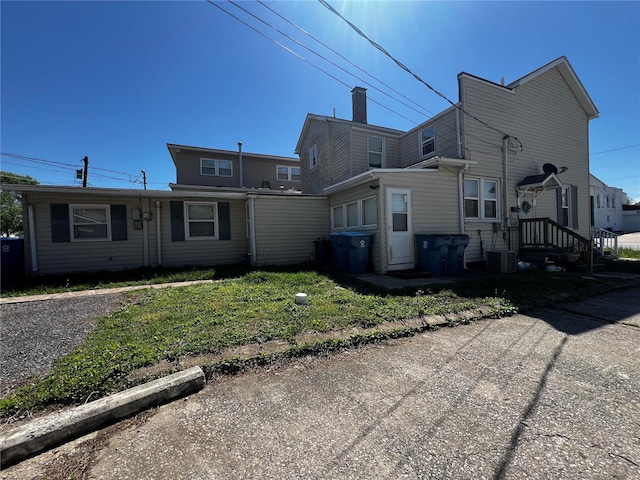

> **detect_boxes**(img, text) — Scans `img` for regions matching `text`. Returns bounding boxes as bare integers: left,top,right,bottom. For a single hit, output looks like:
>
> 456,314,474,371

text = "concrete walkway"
3,287,639,479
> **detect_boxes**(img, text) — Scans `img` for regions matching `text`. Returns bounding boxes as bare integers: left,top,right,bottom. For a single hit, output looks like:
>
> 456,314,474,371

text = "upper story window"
420,125,435,158
201,158,233,177
277,165,301,182
368,135,384,169
464,178,498,220
309,144,318,169
185,202,218,240
70,204,111,241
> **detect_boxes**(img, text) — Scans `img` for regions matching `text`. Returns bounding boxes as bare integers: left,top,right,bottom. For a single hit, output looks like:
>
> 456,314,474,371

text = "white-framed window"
276,165,301,181
201,158,233,177
309,144,318,169
560,187,570,227
464,178,498,220
331,196,378,230
185,202,218,240
362,196,377,227
368,135,384,169
420,124,435,158
332,205,344,229
70,204,111,241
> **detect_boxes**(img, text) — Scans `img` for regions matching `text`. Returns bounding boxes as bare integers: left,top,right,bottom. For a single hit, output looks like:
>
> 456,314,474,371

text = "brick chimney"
351,86,367,123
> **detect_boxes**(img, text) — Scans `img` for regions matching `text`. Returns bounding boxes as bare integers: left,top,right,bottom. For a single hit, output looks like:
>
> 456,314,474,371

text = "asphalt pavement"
2,287,639,479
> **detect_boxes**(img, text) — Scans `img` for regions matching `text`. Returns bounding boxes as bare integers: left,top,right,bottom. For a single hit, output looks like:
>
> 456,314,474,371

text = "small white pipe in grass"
295,293,308,305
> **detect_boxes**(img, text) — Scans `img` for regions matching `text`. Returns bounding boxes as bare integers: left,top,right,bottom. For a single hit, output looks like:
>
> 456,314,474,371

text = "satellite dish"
543,163,558,175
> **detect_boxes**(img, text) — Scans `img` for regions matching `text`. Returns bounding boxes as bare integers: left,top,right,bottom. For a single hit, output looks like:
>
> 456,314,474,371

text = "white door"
386,188,414,270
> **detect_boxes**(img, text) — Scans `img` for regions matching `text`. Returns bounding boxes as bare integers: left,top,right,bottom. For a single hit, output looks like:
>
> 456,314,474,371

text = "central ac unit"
486,251,516,273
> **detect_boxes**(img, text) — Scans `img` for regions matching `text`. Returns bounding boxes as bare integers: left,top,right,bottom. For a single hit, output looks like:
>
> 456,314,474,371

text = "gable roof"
507,56,599,120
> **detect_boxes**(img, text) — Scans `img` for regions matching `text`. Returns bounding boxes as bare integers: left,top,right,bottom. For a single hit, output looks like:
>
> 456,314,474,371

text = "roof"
166,143,299,168
507,56,599,120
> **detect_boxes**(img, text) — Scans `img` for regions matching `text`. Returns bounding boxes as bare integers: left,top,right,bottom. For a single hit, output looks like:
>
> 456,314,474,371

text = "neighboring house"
590,173,625,232
622,204,640,233
2,56,599,277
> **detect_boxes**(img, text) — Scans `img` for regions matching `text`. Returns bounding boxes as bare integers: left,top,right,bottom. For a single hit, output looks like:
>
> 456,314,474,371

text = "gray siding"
400,107,461,167
460,66,592,262
300,118,351,194
174,149,300,191
252,196,329,265
159,198,247,268
24,192,147,275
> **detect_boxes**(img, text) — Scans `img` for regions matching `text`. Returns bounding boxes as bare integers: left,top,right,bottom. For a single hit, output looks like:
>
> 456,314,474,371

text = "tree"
1,171,39,237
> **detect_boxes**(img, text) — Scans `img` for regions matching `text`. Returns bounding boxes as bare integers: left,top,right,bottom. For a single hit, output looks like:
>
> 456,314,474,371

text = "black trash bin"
415,234,451,275
342,232,374,274
447,234,470,275
1,238,25,288
329,232,347,271
313,237,332,269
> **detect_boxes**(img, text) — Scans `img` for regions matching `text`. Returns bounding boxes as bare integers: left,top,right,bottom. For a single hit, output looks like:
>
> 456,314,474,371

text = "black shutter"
51,203,70,243
218,202,231,240
110,205,128,241
170,201,185,241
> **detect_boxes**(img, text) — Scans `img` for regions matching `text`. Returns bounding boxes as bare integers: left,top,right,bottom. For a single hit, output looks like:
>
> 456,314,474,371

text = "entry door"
386,188,414,270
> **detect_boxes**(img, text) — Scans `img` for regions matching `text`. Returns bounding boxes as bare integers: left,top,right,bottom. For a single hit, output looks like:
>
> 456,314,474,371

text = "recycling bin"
447,234,470,275
329,232,347,271
1,237,25,288
342,232,374,274
415,234,451,275
313,237,332,269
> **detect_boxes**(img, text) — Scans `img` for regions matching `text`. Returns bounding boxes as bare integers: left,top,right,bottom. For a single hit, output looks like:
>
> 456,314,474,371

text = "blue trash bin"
1,238,25,288
447,234,470,275
342,232,374,274
415,234,451,275
329,232,347,271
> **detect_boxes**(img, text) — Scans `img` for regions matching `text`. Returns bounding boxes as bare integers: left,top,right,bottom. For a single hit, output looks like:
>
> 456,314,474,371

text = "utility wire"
590,144,640,156
318,0,522,151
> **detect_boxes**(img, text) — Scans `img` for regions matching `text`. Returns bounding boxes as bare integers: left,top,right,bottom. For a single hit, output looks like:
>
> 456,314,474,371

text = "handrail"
519,218,593,272
593,227,619,256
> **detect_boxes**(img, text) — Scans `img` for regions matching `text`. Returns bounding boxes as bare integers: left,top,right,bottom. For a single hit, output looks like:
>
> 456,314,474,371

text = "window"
309,144,318,169
368,136,384,169
346,202,359,228
70,204,111,241
277,165,301,181
185,202,217,239
201,158,233,177
420,125,435,158
331,196,378,230
332,205,344,229
362,197,377,226
464,178,499,220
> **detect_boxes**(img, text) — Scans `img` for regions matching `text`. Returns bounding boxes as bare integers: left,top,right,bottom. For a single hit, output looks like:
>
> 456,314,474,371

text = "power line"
590,144,640,156
318,0,522,151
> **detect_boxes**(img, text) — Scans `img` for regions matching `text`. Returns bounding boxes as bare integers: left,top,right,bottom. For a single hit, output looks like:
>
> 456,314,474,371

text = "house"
2,56,599,278
590,173,626,232
295,57,598,272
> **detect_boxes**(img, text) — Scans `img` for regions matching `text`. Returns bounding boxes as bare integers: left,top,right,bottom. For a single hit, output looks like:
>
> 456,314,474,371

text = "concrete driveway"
618,232,640,250
3,288,640,479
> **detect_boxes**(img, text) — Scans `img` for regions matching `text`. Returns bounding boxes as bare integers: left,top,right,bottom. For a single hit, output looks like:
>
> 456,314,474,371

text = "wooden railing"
593,227,619,257
519,218,593,272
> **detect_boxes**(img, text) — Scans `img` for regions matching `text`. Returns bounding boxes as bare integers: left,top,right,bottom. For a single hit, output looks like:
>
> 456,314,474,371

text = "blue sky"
2,1,639,199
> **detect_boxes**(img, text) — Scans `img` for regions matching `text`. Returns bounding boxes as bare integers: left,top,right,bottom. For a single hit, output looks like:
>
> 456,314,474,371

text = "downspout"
455,108,462,159
502,136,509,229
238,142,243,188
458,165,470,235
27,203,38,273
156,201,162,266
142,197,149,267
249,196,257,267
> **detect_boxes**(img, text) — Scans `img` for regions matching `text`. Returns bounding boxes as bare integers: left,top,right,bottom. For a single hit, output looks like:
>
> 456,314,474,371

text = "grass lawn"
619,247,640,260
0,267,633,417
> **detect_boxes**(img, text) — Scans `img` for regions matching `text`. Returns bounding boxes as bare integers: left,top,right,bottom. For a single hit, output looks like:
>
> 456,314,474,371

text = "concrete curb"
0,366,205,467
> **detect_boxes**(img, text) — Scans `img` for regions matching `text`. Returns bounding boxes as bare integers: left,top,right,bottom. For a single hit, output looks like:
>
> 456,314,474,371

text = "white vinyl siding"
70,204,111,241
